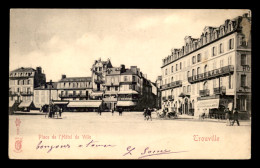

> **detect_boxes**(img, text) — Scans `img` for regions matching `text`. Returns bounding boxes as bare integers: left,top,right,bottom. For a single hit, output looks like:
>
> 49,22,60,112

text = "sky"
10,9,249,82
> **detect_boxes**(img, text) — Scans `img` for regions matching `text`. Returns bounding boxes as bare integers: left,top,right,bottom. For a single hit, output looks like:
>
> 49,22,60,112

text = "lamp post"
49,80,53,116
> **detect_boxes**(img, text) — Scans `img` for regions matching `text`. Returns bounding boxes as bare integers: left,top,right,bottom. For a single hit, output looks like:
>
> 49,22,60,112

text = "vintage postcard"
9,9,251,159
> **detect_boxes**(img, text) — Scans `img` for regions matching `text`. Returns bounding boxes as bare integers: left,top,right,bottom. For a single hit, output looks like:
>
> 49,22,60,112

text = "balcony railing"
168,95,174,100
188,65,234,83
160,80,182,91
59,94,88,98
162,96,167,101
20,91,33,96
118,97,138,101
199,89,210,97
9,91,18,96
214,86,226,95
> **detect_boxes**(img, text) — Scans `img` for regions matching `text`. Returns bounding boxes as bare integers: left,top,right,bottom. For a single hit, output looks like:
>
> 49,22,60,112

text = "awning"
104,91,118,95
18,101,35,108
197,99,219,109
116,101,136,107
118,90,139,94
9,101,15,107
67,101,102,108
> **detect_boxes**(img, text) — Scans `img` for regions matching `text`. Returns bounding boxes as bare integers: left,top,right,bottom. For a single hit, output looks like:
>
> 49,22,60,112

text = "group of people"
225,107,240,126
41,104,63,118
143,108,153,121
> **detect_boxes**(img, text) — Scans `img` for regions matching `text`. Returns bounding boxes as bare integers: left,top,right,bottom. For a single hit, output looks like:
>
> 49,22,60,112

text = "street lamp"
49,80,53,116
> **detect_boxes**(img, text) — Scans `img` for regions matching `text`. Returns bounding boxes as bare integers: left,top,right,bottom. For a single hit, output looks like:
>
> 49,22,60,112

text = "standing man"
232,108,240,126
98,108,102,115
59,107,63,118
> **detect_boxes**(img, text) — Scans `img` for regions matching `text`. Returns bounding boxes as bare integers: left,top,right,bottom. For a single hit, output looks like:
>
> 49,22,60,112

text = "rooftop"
59,77,92,82
10,67,36,73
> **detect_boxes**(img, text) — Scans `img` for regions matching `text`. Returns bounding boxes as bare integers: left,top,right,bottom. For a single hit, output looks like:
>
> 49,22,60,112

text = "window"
183,86,186,93
212,46,217,56
219,43,224,53
115,86,118,91
187,85,191,93
192,69,196,76
17,88,20,92
165,69,167,75
197,67,201,75
229,75,233,89
204,65,208,73
180,62,182,70
229,38,234,50
107,86,110,91
133,76,136,82
28,80,30,85
124,76,128,81
241,54,247,65
171,66,173,73
241,75,247,87
197,54,201,62
192,56,196,64
99,67,102,71
95,67,98,71
171,77,173,83
176,64,178,71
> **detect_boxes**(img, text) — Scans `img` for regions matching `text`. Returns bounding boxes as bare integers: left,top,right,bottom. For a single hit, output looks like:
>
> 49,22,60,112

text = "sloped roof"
11,67,35,73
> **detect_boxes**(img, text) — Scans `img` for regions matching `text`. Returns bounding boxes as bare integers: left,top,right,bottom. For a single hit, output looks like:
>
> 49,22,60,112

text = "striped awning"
67,101,102,108
116,101,136,107
18,101,35,108
9,101,15,107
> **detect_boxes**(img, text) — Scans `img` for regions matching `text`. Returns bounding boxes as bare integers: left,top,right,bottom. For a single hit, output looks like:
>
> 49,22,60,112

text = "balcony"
188,65,234,83
59,94,88,98
160,80,182,91
94,79,104,84
214,86,226,95
199,89,210,97
168,95,174,100
162,96,167,102
9,91,18,96
20,91,33,96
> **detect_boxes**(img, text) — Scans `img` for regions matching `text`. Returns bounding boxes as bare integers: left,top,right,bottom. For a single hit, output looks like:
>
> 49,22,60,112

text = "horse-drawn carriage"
157,108,178,119
40,104,62,119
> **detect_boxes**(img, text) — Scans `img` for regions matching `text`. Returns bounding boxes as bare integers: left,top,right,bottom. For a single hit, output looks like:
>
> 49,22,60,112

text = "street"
9,111,251,159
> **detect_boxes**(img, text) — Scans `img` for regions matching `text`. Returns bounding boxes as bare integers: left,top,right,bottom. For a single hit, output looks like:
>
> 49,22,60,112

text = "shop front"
196,95,234,119
66,100,102,112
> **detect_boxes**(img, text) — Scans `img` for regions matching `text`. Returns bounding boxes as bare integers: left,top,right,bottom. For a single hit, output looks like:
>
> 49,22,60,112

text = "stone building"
9,67,46,111
160,13,251,119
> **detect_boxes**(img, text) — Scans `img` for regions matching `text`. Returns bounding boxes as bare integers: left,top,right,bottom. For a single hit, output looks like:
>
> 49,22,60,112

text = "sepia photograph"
9,9,251,159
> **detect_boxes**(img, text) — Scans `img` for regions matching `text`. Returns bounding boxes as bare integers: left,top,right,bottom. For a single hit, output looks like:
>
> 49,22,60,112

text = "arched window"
171,77,174,83
204,65,208,73
197,67,201,75
192,69,196,76
203,81,208,90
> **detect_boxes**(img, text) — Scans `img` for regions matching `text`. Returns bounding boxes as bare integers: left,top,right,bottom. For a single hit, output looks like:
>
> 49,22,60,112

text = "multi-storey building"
56,75,96,111
34,81,59,108
9,67,46,111
160,13,251,119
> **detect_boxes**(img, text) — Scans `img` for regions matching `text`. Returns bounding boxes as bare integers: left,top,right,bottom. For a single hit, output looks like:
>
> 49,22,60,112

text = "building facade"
9,67,46,111
160,13,251,119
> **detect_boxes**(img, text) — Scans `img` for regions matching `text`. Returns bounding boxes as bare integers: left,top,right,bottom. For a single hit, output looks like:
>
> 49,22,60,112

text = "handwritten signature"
123,146,188,159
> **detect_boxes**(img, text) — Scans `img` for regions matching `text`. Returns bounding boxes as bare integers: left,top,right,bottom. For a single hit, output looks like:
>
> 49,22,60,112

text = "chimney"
36,67,42,74
120,64,125,72
130,66,137,74
62,74,66,79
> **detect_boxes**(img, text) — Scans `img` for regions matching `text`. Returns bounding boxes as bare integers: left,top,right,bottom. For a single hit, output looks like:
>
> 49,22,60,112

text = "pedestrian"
232,108,240,126
59,107,63,117
143,108,147,120
147,107,152,121
224,107,231,126
111,109,114,116
98,108,102,115
119,108,123,116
